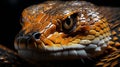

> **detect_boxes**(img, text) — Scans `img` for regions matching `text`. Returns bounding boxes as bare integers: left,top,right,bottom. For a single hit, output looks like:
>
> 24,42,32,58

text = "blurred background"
0,0,120,50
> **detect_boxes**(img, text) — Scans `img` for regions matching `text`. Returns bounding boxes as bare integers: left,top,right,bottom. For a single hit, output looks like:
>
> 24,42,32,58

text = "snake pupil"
65,16,71,25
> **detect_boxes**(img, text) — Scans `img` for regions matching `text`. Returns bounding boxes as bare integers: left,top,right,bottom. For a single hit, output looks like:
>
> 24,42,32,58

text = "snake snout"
14,31,41,50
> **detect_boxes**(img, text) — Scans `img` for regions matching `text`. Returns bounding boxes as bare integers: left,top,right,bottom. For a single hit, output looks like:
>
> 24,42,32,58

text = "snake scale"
0,1,120,67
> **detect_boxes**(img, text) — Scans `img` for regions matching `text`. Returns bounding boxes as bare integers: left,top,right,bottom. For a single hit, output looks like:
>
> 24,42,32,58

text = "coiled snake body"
0,1,120,67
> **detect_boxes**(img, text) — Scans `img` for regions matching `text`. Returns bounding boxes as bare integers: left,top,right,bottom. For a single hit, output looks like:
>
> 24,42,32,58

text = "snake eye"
62,13,77,33
63,16,74,29
32,32,41,40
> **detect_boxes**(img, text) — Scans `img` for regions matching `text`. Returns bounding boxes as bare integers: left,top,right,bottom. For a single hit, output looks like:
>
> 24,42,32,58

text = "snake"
0,1,120,67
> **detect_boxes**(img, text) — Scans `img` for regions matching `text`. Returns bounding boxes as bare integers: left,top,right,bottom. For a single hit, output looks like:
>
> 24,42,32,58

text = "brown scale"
96,50,120,67
96,6,120,67
107,26,120,51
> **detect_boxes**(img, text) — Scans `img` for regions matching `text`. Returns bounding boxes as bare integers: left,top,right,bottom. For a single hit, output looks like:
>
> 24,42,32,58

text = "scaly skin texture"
0,1,120,67
96,22,120,66
96,50,120,67
14,1,112,63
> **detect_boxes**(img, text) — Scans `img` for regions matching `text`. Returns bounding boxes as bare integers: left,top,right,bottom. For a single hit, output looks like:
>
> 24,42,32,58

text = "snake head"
14,1,111,62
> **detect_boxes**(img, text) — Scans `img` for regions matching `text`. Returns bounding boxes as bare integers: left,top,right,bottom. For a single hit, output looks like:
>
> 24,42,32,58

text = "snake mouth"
40,35,111,57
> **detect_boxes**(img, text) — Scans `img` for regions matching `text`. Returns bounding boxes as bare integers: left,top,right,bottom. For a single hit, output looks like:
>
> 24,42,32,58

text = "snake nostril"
32,32,41,40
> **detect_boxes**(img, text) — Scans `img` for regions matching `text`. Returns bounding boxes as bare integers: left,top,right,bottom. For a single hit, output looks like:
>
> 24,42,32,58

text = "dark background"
0,0,120,50
0,0,45,50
